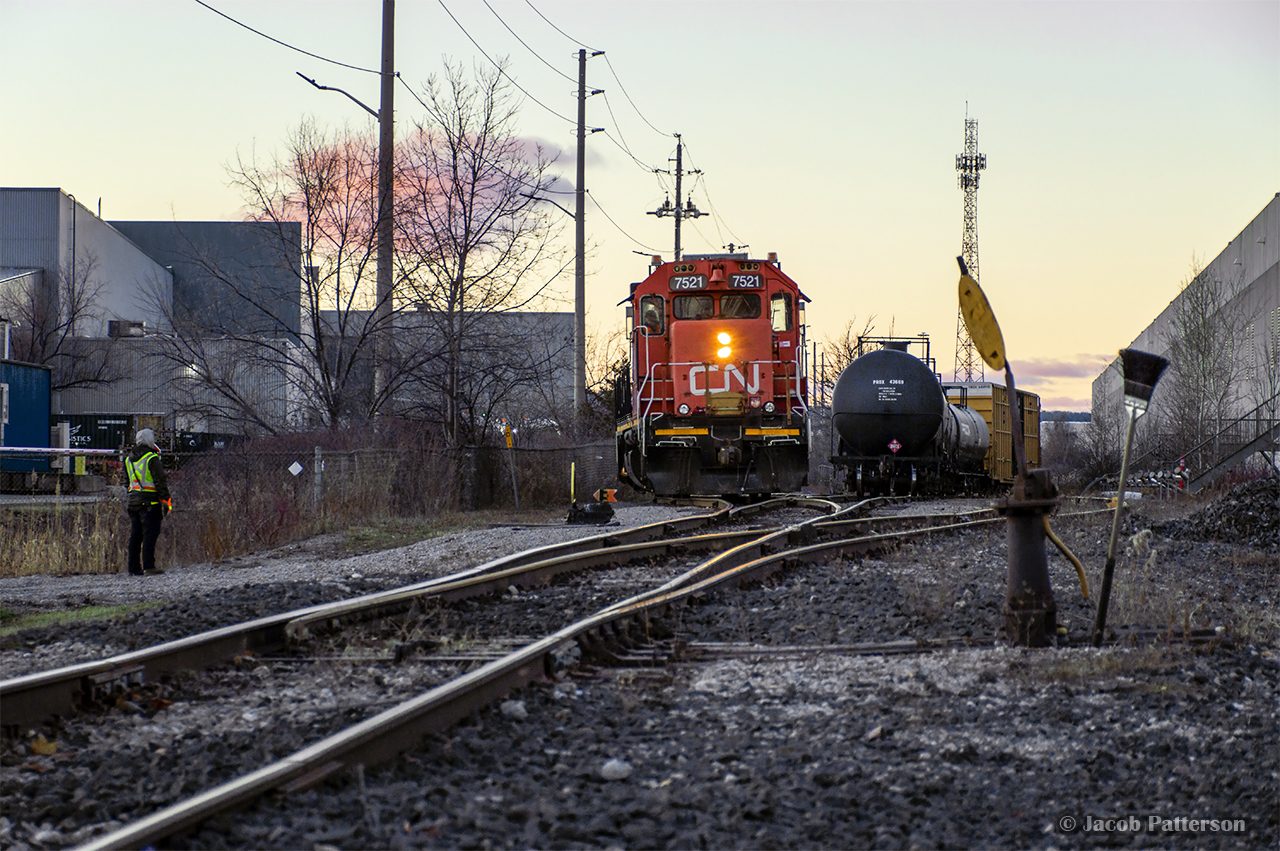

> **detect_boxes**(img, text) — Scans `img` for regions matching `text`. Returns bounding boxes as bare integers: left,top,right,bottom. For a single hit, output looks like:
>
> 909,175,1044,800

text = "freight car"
830,339,1039,495
616,252,811,496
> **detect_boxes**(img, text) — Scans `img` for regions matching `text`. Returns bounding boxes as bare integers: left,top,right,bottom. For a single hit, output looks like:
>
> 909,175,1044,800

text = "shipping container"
943,383,1041,483
49,412,165,451
1,358,52,474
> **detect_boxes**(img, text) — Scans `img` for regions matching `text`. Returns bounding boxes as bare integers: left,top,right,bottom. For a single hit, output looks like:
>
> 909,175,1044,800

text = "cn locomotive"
615,252,811,496
830,337,1040,495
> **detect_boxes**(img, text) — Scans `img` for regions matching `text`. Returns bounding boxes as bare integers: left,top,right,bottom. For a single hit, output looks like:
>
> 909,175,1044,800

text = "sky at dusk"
2,0,1277,410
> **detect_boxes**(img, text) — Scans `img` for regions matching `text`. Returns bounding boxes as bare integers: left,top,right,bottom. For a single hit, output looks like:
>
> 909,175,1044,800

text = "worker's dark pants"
127,504,164,575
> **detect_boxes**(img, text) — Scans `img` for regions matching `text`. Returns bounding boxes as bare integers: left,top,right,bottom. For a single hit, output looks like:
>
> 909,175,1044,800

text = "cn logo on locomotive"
687,363,763,395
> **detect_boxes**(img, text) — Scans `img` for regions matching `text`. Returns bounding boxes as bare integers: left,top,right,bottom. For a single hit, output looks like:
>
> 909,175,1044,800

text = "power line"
588,193,663,253
523,0,670,140
600,126,659,173
524,0,599,51
437,0,577,127
681,144,745,248
602,55,670,138
483,0,576,84
395,76,576,196
193,0,379,74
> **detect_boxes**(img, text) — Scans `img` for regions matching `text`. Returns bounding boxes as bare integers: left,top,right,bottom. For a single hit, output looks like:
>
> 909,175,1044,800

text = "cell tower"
954,115,987,382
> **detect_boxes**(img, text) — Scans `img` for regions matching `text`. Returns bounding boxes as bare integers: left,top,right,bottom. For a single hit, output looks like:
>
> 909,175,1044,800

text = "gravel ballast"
1,491,1276,849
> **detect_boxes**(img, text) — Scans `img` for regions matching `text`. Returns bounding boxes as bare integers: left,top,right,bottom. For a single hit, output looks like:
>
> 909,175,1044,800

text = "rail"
1,498,851,729
72,500,1018,851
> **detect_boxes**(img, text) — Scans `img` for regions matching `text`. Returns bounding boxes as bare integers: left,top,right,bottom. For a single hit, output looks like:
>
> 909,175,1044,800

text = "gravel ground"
0,505,708,679
1,488,1277,850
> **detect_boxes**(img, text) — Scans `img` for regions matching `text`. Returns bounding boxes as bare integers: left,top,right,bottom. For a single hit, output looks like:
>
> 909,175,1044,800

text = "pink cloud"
1016,354,1114,380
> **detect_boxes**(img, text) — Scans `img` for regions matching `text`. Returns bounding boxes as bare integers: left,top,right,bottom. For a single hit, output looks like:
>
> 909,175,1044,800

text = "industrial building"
1091,192,1280,489
1,187,574,457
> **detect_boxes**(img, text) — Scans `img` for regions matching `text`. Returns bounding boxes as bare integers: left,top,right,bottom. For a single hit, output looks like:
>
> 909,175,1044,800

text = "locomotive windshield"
719,293,761,319
673,294,714,320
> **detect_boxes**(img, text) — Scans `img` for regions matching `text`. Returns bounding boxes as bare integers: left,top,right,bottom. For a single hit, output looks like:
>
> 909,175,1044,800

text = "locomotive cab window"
674,294,714,320
719,293,761,319
770,292,793,332
639,295,665,334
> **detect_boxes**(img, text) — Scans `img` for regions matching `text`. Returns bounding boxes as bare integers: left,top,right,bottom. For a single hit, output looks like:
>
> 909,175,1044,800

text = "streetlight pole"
374,0,395,417
297,0,394,420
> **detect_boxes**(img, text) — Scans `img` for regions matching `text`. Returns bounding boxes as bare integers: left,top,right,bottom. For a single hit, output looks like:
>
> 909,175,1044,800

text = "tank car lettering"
689,363,762,395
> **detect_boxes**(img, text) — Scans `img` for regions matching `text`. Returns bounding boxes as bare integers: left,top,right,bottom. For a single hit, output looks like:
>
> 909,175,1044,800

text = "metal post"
997,364,1057,647
1093,406,1138,646
313,446,323,510
373,0,395,415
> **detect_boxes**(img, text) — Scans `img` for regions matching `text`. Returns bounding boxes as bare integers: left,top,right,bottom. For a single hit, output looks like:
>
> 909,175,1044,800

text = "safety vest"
127,451,160,496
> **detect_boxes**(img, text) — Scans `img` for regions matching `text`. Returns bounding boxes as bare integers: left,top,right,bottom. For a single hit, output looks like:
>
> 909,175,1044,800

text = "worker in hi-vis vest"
125,428,171,576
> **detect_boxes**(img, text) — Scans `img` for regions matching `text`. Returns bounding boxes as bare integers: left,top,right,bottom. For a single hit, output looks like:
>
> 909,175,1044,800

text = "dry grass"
0,502,125,578
0,423,579,579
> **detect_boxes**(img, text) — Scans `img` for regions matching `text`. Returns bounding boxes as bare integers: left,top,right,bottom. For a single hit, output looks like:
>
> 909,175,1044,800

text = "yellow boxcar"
942,383,1040,483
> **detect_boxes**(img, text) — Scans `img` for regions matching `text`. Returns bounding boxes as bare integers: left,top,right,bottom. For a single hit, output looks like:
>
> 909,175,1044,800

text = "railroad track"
4,499,1110,849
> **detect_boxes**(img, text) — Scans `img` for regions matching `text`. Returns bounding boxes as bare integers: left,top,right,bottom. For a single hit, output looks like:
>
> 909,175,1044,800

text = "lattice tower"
954,117,987,382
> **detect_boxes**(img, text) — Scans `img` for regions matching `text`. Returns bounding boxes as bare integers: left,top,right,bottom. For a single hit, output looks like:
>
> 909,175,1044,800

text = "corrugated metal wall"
0,188,61,271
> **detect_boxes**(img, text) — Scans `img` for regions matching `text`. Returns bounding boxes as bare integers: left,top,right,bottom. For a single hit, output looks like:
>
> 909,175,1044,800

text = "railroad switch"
996,468,1059,647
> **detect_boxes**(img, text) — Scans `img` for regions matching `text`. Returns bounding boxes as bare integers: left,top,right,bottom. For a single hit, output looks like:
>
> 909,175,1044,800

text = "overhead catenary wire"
193,0,380,74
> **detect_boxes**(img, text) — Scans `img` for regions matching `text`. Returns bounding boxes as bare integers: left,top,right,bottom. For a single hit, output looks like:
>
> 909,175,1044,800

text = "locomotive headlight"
715,332,732,360
717,332,731,345
717,346,732,359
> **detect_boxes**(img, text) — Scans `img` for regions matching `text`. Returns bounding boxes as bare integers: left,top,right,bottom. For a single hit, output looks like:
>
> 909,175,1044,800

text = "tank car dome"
832,349,946,456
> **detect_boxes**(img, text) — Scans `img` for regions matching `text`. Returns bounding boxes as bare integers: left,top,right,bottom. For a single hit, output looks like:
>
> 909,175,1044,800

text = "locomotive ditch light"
1093,347,1169,648
763,401,776,413
677,403,691,415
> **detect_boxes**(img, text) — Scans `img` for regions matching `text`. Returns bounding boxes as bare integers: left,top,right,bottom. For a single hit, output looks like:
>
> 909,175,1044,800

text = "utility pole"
373,0,395,415
573,49,603,421
954,113,986,382
648,134,705,261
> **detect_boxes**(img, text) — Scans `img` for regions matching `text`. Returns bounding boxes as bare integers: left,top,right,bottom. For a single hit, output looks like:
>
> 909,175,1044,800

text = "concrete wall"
1092,192,1280,424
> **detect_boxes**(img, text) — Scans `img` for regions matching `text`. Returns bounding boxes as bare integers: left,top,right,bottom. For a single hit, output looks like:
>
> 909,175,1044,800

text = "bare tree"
0,253,119,391
150,119,430,431
395,59,568,446
1158,258,1249,450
